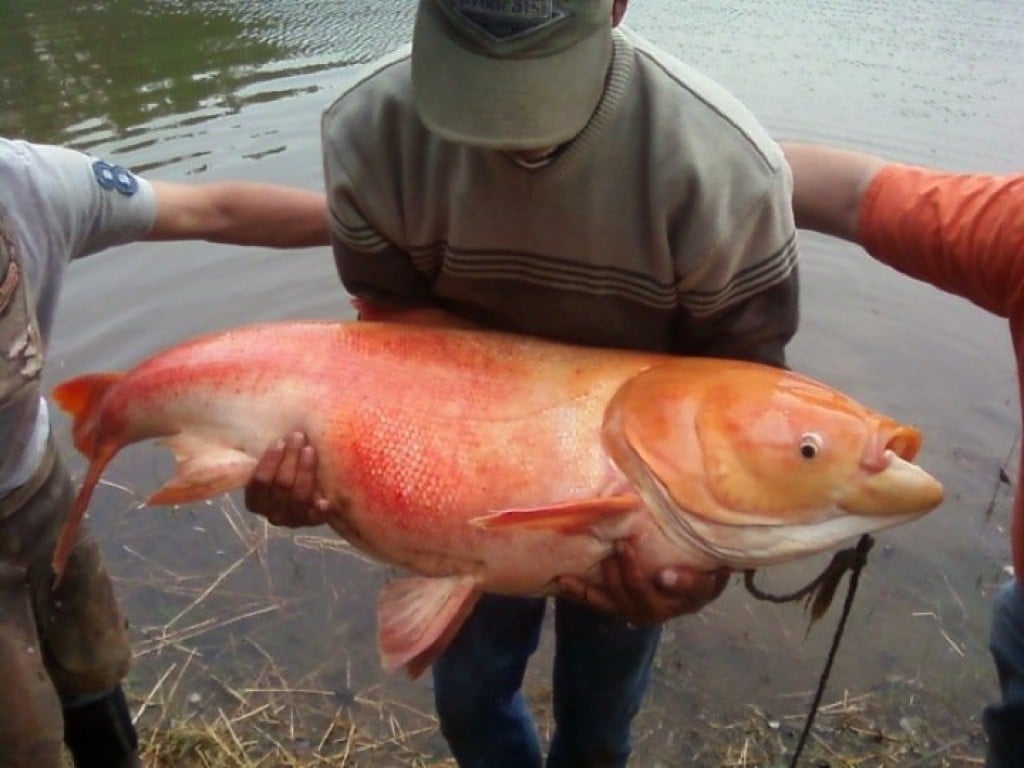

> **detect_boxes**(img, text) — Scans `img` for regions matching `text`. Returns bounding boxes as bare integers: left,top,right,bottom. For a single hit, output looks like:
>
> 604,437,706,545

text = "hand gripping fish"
50,321,944,677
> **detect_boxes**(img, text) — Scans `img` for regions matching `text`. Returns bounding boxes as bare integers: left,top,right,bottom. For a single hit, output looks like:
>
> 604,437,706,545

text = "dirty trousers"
985,579,1024,768
0,440,131,767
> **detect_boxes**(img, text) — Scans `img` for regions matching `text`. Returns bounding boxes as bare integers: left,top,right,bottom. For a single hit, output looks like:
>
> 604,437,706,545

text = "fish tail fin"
50,443,119,587
50,372,125,586
52,372,123,458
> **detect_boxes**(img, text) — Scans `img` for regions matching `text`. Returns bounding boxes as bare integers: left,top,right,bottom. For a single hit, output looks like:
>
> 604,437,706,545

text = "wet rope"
743,534,875,768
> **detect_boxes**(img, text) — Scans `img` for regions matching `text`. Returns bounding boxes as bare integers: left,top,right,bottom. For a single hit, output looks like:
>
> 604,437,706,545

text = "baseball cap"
411,0,615,149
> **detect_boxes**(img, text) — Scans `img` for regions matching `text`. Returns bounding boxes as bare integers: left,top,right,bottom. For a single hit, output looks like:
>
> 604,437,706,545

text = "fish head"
602,360,945,567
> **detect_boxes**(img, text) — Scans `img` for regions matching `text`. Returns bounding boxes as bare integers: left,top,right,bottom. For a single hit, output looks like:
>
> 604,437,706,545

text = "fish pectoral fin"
147,436,257,505
469,494,641,534
377,575,480,679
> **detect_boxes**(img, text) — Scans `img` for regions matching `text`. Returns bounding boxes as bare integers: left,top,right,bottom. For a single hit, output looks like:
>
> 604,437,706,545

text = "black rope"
743,553,839,604
788,534,873,766
742,534,875,768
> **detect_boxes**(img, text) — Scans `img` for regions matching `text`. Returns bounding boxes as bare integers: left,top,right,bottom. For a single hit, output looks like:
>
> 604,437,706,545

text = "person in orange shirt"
783,141,1024,768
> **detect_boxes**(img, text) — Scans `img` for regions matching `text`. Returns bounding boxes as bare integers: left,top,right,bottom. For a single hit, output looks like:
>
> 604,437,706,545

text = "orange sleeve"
857,164,1024,319
860,165,1024,586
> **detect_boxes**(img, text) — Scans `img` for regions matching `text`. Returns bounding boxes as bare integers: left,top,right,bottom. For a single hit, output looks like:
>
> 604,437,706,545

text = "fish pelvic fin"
470,494,641,534
51,372,123,458
377,575,480,679
148,435,257,505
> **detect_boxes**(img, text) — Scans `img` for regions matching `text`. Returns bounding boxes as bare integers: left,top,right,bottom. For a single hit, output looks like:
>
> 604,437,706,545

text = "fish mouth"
860,424,922,471
880,425,922,464
840,433,945,517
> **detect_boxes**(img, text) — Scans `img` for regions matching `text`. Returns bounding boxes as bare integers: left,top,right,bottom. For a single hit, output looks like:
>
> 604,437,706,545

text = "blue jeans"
985,580,1024,768
432,594,662,768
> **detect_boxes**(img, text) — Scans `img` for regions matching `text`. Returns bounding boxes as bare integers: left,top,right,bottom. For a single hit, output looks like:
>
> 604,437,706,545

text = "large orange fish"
51,321,943,677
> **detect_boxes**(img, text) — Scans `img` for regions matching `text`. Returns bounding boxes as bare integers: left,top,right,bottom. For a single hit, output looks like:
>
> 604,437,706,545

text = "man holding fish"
247,0,802,765
782,140,1024,767
0,136,328,768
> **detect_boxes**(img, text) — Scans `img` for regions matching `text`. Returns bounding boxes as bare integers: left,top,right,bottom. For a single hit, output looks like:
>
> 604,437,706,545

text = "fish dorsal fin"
469,494,640,534
147,434,256,505
377,575,481,679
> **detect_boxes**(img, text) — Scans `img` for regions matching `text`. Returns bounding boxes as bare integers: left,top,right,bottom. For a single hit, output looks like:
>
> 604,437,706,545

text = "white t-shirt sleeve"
21,142,158,262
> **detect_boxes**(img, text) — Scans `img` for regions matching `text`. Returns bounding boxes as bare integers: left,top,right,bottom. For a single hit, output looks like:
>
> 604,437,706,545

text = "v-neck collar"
514,30,635,190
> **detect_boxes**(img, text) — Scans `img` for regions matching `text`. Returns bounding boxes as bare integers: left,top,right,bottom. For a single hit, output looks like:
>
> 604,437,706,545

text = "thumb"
657,567,696,593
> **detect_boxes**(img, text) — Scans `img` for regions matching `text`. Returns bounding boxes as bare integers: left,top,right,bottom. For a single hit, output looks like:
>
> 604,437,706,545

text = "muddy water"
4,0,1024,764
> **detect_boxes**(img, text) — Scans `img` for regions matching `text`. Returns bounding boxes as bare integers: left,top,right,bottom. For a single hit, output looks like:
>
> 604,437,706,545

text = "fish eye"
799,433,823,459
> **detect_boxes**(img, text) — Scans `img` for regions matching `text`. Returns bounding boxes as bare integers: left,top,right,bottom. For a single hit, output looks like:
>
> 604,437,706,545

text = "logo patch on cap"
449,0,568,42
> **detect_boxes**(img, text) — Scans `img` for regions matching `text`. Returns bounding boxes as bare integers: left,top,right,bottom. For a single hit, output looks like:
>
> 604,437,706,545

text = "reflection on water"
0,0,414,149
4,0,1024,763
625,0,1024,171
2,0,281,144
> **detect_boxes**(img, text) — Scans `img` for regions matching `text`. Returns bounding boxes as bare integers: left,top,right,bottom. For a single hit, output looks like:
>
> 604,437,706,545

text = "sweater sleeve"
675,171,800,368
321,89,432,308
857,164,1024,319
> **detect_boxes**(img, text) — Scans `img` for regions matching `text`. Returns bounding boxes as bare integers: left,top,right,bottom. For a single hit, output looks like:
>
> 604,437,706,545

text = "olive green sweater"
321,27,798,364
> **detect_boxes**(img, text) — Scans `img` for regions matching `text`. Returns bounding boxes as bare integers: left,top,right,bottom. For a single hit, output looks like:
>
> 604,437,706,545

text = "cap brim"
412,5,612,150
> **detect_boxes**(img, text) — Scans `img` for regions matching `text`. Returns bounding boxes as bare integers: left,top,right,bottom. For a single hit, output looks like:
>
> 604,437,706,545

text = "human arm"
781,142,886,241
853,161,1024,587
147,180,329,248
10,141,329,258
3,141,157,261
857,163,1024,318
783,141,1024,317
784,140,1024,587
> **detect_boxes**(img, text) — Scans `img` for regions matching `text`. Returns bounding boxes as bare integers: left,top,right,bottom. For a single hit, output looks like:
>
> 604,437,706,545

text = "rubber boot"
62,686,141,768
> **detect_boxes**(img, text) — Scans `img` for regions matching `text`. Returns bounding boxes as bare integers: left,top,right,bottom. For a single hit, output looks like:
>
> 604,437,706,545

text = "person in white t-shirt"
0,137,328,768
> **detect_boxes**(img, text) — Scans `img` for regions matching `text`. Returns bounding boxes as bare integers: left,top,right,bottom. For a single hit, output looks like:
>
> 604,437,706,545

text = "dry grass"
127,681,985,768
672,695,984,767
133,673,455,767
85,480,989,767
